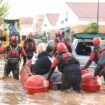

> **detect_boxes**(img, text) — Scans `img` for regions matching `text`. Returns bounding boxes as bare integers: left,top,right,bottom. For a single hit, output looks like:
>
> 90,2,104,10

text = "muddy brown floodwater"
0,59,105,105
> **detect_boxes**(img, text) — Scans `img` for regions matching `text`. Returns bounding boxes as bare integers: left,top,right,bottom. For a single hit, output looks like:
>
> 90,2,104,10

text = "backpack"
57,52,79,72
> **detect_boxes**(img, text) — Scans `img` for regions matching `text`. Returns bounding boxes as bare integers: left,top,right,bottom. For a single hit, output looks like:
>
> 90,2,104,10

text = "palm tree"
0,0,10,20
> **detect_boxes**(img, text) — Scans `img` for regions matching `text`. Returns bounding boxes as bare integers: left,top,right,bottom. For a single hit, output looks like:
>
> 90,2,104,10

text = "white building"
37,2,105,36
21,17,34,35
41,2,78,34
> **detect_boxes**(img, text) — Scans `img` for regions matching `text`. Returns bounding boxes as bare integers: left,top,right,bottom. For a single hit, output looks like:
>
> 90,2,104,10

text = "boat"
20,60,102,93
20,60,50,94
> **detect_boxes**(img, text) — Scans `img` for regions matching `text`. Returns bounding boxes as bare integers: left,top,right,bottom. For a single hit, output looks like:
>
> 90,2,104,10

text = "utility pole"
96,0,99,33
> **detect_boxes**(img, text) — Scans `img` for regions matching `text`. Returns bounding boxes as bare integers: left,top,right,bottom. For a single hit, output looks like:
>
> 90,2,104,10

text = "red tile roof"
46,14,59,25
21,17,33,25
66,2,105,19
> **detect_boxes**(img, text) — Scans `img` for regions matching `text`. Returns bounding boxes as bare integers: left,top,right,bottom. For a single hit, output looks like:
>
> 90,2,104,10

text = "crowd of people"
0,30,105,93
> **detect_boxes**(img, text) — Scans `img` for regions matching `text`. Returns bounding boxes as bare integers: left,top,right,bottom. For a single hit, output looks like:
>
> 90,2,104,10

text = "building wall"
42,3,79,33
71,25,105,34
36,3,105,39
21,25,33,35
42,15,56,32
56,3,78,29
34,15,44,34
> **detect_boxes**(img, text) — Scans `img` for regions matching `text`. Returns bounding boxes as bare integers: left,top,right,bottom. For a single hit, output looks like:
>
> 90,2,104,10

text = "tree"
0,0,10,19
84,23,97,33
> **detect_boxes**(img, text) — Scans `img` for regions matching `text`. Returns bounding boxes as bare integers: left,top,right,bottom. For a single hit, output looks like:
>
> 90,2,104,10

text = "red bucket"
82,76,102,92
24,75,49,94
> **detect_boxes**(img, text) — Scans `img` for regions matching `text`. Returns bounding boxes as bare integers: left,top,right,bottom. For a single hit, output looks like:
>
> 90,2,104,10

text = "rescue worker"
54,31,63,47
0,35,27,80
94,51,105,79
23,32,36,60
81,37,105,80
54,31,72,53
82,37,105,70
47,42,81,92
31,45,62,82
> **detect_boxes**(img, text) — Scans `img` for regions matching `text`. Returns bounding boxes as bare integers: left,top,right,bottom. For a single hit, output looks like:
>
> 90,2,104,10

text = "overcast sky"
7,0,105,18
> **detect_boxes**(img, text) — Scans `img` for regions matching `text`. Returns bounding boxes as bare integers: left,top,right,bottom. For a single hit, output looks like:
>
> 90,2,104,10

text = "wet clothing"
62,65,81,92
83,46,105,69
31,51,62,82
23,39,36,60
4,62,19,80
47,51,81,92
98,51,105,66
83,46,105,81
43,69,62,83
94,51,105,80
0,44,27,80
31,51,52,75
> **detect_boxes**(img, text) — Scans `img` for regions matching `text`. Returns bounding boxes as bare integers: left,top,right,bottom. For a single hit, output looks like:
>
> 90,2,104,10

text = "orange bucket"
24,75,49,94
81,75,102,92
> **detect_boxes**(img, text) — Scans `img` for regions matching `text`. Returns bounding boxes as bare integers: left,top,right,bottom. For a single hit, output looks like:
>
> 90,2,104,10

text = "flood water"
0,59,105,105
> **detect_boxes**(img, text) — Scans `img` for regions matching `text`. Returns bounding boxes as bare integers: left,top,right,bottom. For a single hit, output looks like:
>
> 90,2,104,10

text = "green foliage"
0,0,10,19
84,23,97,33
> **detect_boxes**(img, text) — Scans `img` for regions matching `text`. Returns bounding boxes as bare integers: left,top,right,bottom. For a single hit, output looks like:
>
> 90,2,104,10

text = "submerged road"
0,58,105,105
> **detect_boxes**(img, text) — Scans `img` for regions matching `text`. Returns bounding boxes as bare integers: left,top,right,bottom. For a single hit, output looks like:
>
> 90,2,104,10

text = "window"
76,42,93,56
4,20,19,30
